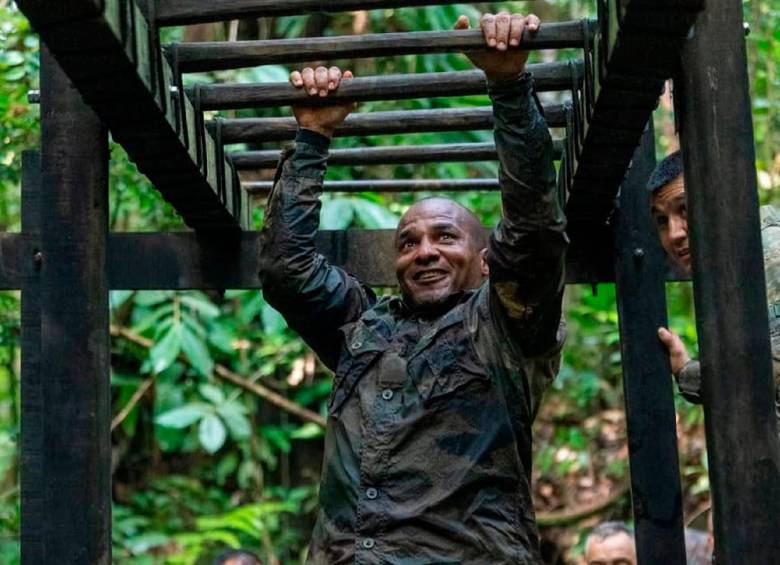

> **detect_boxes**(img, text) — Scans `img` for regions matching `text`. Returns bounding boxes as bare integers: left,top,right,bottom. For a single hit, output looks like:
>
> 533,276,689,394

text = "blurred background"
0,0,777,563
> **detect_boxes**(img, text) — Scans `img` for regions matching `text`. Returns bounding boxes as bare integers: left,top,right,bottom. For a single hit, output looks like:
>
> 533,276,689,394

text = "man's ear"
480,248,489,276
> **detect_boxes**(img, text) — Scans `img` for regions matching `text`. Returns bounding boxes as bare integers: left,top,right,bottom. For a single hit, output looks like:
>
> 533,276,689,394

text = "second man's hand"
290,66,356,139
455,12,540,83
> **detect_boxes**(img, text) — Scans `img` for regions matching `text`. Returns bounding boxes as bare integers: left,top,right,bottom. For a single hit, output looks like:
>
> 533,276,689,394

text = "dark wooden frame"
11,0,779,564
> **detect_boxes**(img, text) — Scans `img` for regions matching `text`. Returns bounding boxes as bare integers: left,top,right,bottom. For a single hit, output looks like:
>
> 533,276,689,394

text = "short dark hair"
647,150,684,194
587,521,634,543
212,549,263,565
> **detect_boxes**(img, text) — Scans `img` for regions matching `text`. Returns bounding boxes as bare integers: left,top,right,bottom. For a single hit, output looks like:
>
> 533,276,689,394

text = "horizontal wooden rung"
243,178,502,194
215,104,566,144
172,21,596,72
196,61,580,110
230,140,565,170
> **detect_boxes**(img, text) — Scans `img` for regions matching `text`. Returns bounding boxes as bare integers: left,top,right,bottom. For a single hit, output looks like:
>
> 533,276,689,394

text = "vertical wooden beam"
678,1,780,562
36,47,111,564
614,124,687,564
20,150,43,563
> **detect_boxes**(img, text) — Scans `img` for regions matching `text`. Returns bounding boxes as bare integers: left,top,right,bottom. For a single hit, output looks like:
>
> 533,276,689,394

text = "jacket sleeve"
485,74,568,360
258,130,375,370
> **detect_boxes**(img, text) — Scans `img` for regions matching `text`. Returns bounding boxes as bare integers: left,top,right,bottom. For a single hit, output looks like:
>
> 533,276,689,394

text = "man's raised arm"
459,12,567,358
259,67,374,370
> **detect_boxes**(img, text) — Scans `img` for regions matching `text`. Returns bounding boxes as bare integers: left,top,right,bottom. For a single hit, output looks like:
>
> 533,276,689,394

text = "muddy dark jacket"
259,75,568,565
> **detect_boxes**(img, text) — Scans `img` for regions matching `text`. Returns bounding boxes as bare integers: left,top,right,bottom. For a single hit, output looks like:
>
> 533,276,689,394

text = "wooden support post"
35,47,111,564
678,1,780,562
614,124,686,564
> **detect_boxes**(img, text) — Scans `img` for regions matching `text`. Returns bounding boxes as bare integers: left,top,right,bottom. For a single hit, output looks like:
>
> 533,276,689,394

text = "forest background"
0,0,778,563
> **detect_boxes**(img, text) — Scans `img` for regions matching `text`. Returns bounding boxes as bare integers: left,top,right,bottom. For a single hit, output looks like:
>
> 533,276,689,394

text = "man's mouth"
413,269,449,283
677,248,691,261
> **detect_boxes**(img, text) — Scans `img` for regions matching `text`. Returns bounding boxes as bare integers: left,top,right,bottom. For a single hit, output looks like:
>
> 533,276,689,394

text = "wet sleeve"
484,73,568,361
676,359,703,404
258,129,375,370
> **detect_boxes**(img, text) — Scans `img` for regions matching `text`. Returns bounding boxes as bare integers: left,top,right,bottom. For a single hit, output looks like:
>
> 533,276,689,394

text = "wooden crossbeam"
243,179,502,194
15,0,251,231
156,0,537,26
564,0,704,225
230,139,565,170
197,62,579,110
215,104,566,144
172,21,595,72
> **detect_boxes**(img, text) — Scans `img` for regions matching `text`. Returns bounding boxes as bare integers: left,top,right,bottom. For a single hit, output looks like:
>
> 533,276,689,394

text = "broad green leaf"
351,198,399,228
217,401,252,440
199,383,225,405
181,324,213,377
155,403,209,429
198,414,227,453
149,324,182,374
180,294,221,319
290,422,325,439
320,197,354,229
261,301,287,335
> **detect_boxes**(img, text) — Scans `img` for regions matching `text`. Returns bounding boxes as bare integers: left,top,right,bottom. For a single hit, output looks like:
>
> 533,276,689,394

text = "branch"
536,481,631,527
110,325,327,428
111,376,154,432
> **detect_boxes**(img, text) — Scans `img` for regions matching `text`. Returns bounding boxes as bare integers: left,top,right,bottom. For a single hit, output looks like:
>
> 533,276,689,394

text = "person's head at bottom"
212,549,263,565
584,522,637,565
395,197,489,309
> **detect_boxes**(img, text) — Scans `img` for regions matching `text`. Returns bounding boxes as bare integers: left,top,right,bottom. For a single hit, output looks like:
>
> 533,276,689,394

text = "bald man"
259,12,567,564
584,522,637,565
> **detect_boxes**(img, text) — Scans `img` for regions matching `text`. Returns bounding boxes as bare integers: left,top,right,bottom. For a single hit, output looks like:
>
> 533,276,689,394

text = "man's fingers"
301,67,317,95
509,14,525,47
315,66,329,96
454,15,470,30
494,12,511,50
658,327,674,345
289,70,303,87
527,14,541,33
343,70,354,79
480,13,497,47
328,66,342,91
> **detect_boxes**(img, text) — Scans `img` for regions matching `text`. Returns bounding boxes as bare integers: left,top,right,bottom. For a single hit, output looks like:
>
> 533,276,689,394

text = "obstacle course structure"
5,0,780,563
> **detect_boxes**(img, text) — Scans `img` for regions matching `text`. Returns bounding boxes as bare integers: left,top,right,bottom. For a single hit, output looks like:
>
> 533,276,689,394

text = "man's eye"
655,215,668,227
440,233,454,241
402,241,416,249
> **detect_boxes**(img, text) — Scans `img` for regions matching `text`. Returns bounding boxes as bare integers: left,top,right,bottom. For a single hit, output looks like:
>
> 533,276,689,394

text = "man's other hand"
290,66,356,138
455,12,539,83
657,327,692,376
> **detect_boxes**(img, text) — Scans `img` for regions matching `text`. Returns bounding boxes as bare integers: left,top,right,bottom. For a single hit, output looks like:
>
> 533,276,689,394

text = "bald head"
394,197,489,307
397,197,487,251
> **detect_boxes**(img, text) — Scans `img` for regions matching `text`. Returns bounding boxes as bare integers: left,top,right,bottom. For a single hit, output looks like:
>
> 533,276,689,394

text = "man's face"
651,174,691,274
585,533,637,565
395,199,487,308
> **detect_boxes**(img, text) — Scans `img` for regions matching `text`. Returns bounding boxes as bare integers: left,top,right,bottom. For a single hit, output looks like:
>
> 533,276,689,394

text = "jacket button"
366,487,378,499
381,389,394,401
362,537,375,549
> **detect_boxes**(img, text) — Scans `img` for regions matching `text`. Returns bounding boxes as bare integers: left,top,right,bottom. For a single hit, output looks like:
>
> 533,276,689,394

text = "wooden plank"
216,104,567,144
173,21,594,72
15,0,248,231
564,0,704,227
614,124,686,565
37,48,111,565
243,178,502,194
230,139,565,170
197,61,579,110
678,0,780,561
20,151,44,563
157,0,536,25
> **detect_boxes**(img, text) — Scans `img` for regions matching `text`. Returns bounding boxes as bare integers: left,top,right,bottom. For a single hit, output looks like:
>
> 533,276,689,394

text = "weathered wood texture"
564,0,704,226
172,21,594,72
230,140,564,170
36,49,111,564
15,0,250,231
243,178,502,194
216,104,567,144
20,151,43,563
197,62,579,110
614,125,686,565
678,0,780,562
157,0,534,25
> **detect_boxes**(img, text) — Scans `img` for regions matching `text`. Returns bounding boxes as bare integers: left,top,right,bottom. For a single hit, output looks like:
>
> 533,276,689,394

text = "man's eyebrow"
430,221,461,231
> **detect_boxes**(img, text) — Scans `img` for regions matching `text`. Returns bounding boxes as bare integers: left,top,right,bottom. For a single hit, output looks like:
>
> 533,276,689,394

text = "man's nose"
669,215,688,242
414,237,440,263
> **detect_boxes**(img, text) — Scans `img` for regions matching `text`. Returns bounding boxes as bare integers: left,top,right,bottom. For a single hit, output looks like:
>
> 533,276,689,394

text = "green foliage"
0,1,776,563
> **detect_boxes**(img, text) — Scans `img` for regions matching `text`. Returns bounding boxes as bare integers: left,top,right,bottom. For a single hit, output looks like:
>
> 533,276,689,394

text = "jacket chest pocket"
328,324,386,416
415,331,491,404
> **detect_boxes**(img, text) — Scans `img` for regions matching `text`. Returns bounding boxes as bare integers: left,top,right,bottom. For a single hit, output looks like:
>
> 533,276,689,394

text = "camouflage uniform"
676,205,780,438
259,75,567,564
